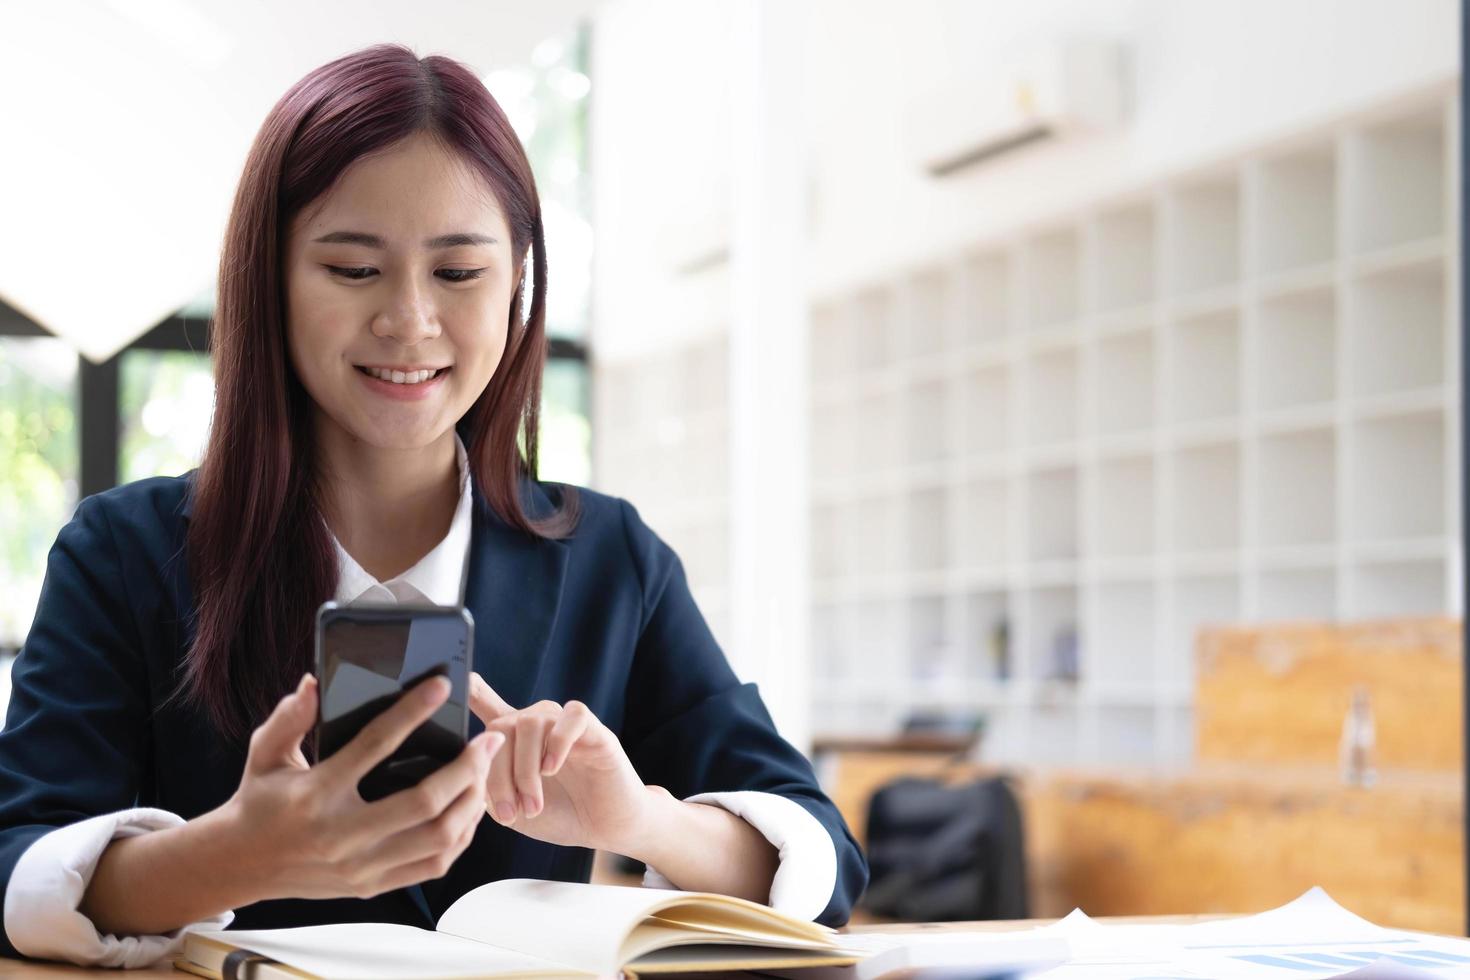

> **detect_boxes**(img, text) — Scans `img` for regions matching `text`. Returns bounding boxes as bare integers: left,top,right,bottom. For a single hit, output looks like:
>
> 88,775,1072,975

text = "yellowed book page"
436,879,836,976
621,921,838,965
183,922,590,980
650,904,835,943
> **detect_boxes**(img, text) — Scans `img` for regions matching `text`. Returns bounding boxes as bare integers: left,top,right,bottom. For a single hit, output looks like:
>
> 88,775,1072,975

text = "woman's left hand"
468,672,663,854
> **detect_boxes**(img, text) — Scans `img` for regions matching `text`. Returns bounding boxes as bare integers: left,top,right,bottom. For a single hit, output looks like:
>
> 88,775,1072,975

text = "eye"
437,268,487,283
325,265,375,280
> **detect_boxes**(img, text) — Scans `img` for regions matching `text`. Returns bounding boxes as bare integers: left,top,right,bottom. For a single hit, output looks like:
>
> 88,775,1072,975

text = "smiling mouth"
355,365,450,385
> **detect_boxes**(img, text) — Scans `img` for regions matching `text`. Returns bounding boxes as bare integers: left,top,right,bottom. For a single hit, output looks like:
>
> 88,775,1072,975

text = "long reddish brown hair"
171,43,579,747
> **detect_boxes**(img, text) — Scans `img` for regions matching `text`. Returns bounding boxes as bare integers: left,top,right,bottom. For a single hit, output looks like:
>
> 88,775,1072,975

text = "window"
0,337,78,650
119,349,214,483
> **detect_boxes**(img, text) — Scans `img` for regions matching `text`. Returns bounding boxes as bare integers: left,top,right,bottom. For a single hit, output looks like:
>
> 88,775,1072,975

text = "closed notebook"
173,878,865,980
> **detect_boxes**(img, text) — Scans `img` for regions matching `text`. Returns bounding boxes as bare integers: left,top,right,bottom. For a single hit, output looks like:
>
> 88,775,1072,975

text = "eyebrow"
310,231,499,249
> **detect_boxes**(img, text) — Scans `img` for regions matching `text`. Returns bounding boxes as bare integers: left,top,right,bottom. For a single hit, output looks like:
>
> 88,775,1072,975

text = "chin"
340,416,454,453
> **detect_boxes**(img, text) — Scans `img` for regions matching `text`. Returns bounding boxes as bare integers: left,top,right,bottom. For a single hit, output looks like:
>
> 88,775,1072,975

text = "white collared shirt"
5,432,837,966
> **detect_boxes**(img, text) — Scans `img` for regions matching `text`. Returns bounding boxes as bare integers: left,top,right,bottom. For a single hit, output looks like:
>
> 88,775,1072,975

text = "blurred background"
0,0,1462,932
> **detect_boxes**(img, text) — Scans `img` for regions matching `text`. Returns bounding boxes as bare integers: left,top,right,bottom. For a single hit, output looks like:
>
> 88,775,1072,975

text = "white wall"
590,0,1460,358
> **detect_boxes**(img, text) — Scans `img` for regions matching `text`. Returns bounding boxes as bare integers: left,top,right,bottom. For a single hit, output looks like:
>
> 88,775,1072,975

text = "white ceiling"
0,0,602,362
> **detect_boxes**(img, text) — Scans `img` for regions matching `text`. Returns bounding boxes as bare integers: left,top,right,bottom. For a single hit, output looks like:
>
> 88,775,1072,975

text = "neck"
316,416,461,582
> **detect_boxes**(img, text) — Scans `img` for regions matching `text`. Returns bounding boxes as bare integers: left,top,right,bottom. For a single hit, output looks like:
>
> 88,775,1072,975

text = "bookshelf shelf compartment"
1347,261,1446,398
1169,176,1241,296
1026,586,1080,684
811,502,847,581
1344,108,1447,256
1095,331,1156,435
1347,411,1446,542
1096,455,1156,558
964,365,1011,456
856,388,905,476
1257,428,1337,548
849,493,904,577
1257,287,1336,411
906,266,959,361
964,589,1013,682
850,287,900,374
1257,567,1336,621
1092,581,1158,693
1170,309,1241,424
963,250,1012,346
1166,575,1239,692
1346,558,1446,618
908,592,955,685
907,376,955,467
1024,229,1081,331
1095,204,1157,313
961,477,1011,571
908,485,953,573
1028,466,1080,562
1251,145,1337,278
1027,348,1080,445
1172,443,1242,553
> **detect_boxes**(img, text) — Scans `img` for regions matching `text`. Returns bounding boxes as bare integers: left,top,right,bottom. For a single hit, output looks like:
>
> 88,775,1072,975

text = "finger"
362,729,501,837
369,769,488,871
513,711,553,818
366,813,480,897
317,674,450,790
468,672,515,725
541,701,592,776
246,673,317,774
485,718,520,824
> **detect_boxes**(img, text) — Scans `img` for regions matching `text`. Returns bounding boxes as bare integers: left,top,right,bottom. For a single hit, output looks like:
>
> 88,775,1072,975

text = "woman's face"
284,131,519,453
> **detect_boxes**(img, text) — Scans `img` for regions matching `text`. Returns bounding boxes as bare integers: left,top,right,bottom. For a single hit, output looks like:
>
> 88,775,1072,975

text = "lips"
353,364,451,402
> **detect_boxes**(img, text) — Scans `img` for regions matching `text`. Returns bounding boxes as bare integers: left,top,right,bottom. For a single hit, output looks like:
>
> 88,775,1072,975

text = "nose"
370,275,441,345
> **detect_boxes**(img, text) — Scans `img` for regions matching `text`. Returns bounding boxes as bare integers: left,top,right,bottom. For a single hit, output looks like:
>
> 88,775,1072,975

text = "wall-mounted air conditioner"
908,36,1129,177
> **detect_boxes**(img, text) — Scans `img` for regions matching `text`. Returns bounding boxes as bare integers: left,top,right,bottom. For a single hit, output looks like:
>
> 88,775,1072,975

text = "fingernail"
297,672,310,693
540,751,554,775
495,801,516,823
421,676,448,702
521,793,540,818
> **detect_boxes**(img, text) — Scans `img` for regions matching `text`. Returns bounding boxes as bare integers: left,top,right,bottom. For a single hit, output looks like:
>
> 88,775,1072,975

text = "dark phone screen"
316,604,471,801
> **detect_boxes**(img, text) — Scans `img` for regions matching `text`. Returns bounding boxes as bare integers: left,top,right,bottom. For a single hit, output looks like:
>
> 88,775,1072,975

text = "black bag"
861,775,1028,921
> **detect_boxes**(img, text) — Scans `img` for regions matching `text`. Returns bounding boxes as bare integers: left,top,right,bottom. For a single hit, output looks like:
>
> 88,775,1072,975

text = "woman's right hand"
221,671,503,902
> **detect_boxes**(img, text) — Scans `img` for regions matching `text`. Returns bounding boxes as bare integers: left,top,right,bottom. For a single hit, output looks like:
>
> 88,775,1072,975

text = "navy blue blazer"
0,472,867,958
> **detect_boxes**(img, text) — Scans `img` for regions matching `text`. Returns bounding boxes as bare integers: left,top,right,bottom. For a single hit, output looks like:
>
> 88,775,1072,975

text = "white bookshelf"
592,333,733,649
806,85,1462,765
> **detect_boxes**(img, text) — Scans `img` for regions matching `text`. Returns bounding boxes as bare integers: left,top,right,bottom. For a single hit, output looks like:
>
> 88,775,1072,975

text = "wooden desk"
0,914,1236,978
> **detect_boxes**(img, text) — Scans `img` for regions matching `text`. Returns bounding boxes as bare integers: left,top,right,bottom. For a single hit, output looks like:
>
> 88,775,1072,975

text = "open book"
173,878,865,979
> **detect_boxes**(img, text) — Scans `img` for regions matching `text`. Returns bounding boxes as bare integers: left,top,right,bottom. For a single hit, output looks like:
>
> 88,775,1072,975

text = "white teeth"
364,367,439,384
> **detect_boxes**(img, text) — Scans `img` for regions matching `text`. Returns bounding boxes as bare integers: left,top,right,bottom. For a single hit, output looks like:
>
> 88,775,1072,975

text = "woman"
0,44,867,967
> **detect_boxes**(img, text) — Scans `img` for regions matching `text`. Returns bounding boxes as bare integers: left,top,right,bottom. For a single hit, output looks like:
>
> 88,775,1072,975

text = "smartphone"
314,601,473,802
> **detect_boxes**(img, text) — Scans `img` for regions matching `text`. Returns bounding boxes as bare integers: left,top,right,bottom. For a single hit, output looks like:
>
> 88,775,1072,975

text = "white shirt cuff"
4,806,235,967
640,790,838,922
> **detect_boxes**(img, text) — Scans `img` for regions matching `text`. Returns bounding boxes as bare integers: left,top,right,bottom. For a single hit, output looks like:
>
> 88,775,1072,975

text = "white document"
1027,887,1470,979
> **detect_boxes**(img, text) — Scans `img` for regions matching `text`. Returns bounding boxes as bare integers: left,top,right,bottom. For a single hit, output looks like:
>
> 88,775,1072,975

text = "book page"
186,922,590,980
436,879,836,976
